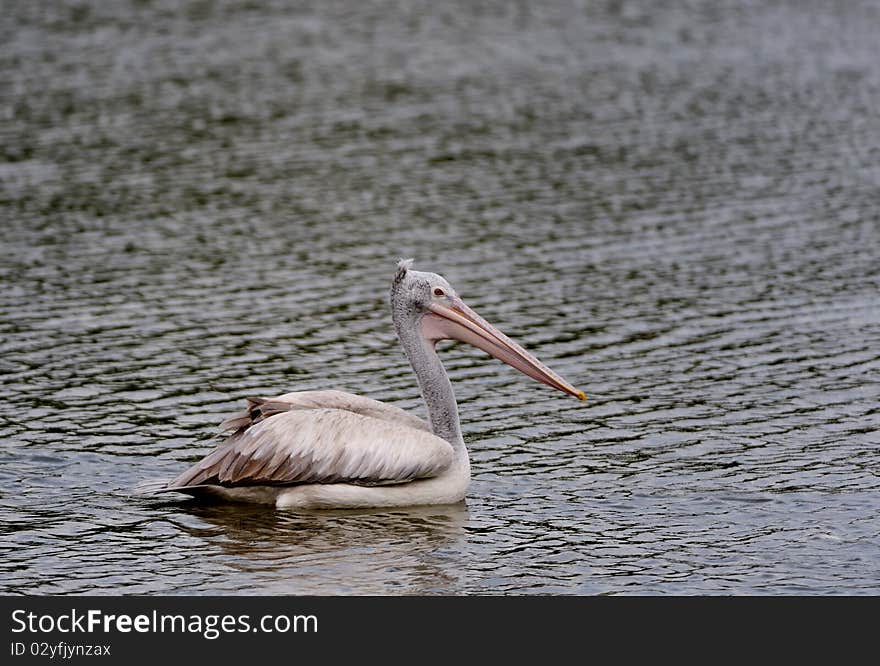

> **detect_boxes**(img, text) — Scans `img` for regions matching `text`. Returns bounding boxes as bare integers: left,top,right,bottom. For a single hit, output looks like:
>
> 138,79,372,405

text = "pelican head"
391,259,586,401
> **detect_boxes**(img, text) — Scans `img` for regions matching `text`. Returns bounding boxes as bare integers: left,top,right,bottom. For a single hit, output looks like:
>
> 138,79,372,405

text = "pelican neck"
396,322,465,450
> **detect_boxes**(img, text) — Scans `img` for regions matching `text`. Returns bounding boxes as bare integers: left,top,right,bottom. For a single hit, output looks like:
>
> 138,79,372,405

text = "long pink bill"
421,297,586,401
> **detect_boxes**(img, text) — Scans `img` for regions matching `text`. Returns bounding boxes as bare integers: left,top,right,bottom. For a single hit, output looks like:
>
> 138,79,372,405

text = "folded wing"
219,389,430,434
168,392,451,489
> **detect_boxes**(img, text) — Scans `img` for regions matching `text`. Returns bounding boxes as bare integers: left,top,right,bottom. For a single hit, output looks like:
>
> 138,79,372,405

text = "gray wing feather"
170,405,452,489
219,390,429,434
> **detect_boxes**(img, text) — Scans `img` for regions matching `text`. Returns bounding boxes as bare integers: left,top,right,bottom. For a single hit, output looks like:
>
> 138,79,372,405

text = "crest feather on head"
394,258,414,286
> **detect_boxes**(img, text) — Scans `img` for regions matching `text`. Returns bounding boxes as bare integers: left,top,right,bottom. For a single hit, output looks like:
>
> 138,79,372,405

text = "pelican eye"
433,287,445,297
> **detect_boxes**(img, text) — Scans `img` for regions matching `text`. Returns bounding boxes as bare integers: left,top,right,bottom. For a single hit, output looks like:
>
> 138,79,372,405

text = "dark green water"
1,0,878,594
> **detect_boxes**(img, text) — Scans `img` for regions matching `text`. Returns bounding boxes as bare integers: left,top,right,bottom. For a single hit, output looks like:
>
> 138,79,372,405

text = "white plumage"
140,262,584,509
173,391,453,487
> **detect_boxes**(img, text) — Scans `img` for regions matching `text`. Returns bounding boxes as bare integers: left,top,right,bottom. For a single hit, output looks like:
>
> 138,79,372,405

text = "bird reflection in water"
164,500,471,594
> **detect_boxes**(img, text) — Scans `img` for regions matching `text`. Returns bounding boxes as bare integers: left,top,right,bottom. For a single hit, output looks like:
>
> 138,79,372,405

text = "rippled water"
1,1,879,594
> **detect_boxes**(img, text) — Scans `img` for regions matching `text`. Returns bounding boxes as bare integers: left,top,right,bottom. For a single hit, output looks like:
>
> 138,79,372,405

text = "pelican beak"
422,297,586,401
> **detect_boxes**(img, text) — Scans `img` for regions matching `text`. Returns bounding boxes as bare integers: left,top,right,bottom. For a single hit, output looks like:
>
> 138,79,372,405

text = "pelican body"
147,260,584,509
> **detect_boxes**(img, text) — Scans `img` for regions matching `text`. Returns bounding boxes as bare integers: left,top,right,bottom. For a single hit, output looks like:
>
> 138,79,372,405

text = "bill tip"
576,390,587,402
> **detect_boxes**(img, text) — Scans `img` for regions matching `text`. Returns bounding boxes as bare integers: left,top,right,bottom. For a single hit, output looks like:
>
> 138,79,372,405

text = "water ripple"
1,0,879,594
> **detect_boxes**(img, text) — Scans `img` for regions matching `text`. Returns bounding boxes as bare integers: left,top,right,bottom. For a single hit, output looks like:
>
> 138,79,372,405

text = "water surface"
1,0,878,594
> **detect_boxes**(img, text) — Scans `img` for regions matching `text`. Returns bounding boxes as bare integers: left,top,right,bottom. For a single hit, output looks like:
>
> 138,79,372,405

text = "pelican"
143,260,585,509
